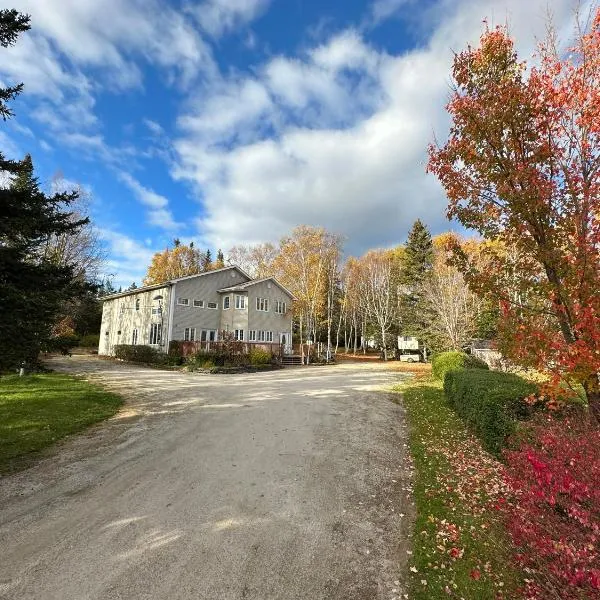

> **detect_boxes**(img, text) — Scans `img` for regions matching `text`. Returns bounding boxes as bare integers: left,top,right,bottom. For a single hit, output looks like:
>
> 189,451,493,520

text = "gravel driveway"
0,356,414,600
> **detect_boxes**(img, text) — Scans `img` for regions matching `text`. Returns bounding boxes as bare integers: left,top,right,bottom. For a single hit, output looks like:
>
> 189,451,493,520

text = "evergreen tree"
201,249,212,271
0,9,30,121
399,220,434,353
401,220,434,285
0,11,89,369
215,249,225,269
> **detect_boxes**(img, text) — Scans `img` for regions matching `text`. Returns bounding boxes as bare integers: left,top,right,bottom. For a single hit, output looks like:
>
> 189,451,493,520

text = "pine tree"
401,220,434,286
0,9,30,121
399,220,434,353
215,249,225,269
201,249,212,271
0,11,89,369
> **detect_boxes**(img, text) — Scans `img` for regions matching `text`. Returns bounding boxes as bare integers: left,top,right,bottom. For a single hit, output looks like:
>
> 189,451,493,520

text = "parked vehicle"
399,352,421,363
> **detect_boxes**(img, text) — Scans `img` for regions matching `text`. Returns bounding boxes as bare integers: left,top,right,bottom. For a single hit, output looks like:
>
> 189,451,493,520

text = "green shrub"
249,348,272,366
168,340,184,357
79,334,100,348
431,351,489,380
443,368,538,455
114,344,161,364
44,334,80,355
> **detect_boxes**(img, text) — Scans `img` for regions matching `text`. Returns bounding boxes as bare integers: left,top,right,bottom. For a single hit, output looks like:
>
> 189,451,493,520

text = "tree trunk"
381,327,387,361
583,374,600,424
299,314,305,364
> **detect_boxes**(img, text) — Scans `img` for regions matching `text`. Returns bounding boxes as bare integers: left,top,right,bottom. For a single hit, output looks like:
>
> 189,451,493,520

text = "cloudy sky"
0,0,588,286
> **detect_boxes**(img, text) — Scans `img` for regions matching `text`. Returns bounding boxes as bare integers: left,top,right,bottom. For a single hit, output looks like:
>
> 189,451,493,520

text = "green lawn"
393,376,522,599
0,373,123,473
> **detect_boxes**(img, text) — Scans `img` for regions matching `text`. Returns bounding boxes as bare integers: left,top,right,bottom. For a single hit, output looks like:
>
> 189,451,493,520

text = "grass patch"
0,373,123,473
392,376,522,599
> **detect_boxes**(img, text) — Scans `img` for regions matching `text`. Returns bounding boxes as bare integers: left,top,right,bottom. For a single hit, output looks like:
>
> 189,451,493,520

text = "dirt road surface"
0,356,414,600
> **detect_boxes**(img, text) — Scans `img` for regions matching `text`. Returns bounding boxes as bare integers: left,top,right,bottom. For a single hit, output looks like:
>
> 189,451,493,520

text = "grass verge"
392,376,522,599
0,373,123,474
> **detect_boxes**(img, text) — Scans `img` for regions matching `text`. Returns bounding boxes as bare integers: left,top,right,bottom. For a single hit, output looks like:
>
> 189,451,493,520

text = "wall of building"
99,285,171,355
170,268,250,341
219,291,249,335
247,280,293,343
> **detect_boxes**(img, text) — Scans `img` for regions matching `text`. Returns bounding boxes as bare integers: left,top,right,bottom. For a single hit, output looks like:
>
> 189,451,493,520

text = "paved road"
0,357,414,600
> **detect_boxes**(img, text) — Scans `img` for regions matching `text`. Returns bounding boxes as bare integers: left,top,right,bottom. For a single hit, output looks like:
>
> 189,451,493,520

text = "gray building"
99,266,294,356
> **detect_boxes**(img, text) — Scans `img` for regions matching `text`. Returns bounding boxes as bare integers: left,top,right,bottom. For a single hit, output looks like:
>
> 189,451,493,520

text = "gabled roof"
170,265,252,283
101,281,172,301
102,265,252,301
217,276,297,300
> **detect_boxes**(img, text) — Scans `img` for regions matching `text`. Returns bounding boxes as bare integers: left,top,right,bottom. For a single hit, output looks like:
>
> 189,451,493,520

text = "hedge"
431,351,489,380
249,348,272,366
443,368,538,455
79,334,100,348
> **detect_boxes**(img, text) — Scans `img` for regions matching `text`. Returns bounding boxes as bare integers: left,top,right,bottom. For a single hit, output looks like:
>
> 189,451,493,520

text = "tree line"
141,222,495,360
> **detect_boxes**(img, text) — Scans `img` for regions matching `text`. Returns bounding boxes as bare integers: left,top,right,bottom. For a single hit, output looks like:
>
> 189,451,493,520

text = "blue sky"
0,0,586,286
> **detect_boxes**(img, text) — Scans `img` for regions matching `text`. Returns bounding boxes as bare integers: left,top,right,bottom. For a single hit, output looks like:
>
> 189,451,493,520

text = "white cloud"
98,229,158,287
0,131,21,160
0,0,216,151
173,0,579,255
143,119,165,136
118,172,182,232
9,0,213,88
370,0,412,25
190,0,271,37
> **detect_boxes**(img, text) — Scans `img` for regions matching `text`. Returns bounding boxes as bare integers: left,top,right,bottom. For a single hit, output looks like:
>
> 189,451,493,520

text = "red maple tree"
428,12,600,421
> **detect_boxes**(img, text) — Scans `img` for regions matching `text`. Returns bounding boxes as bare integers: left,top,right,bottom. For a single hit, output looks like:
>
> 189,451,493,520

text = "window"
207,301,218,309
275,300,286,314
201,329,217,342
257,330,266,342
234,329,244,341
249,330,256,341
135,299,140,311
265,331,273,342
149,323,162,345
235,295,246,309
223,296,231,309
177,297,189,306
132,329,138,345
256,297,269,311
193,299,204,308
184,327,196,342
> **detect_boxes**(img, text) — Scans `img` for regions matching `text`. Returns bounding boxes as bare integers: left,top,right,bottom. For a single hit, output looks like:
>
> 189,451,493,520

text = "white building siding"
99,285,171,355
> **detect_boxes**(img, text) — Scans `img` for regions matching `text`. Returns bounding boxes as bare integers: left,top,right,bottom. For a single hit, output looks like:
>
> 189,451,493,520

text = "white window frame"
193,299,204,308
249,330,256,341
223,296,231,310
234,329,244,341
256,297,269,312
275,300,286,314
209,330,217,342
184,327,196,342
235,295,246,309
149,323,161,345
177,297,189,306
207,301,218,309
257,330,266,342
265,331,273,342
132,328,138,345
